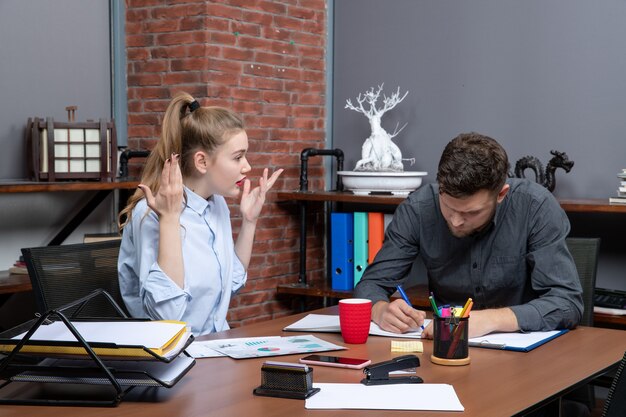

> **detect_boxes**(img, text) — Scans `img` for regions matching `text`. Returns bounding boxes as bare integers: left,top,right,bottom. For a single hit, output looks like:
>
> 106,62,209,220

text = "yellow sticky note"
391,340,424,353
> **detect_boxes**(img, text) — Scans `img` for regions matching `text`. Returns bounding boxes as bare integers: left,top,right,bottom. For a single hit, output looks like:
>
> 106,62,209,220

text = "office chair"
21,239,128,318
602,350,626,417
565,237,601,327
561,237,601,415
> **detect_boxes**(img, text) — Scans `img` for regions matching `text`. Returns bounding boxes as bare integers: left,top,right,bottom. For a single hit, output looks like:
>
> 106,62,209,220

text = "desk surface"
1,306,625,417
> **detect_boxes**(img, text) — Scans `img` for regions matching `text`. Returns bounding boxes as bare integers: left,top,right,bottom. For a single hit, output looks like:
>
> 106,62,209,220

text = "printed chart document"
206,334,346,359
469,329,568,352
284,314,431,339
186,336,280,358
305,383,464,411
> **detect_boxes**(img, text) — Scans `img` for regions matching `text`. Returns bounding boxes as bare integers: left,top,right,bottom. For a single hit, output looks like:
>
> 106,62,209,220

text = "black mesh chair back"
602,350,626,417
21,239,128,318
561,237,601,413
565,237,600,327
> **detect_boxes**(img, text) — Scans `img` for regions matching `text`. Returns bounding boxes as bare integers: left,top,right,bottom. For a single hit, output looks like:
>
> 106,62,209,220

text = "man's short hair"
437,132,509,197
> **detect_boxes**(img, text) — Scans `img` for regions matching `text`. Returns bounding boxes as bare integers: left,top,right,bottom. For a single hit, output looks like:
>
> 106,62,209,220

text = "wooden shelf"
0,178,141,250
0,271,32,295
277,282,431,309
593,313,626,329
277,191,626,213
277,190,406,205
0,179,139,193
558,198,626,213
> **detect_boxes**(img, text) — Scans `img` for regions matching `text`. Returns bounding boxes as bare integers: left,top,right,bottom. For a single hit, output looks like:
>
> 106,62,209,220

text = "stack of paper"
609,169,626,204
1,320,190,360
283,314,431,338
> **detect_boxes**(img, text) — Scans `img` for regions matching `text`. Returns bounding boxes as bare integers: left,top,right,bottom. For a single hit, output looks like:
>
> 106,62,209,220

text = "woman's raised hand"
138,153,183,220
239,168,284,223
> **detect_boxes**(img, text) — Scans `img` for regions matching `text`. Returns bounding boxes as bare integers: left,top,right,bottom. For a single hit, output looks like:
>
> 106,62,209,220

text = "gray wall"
0,0,115,270
333,0,626,199
333,0,626,290
0,0,112,180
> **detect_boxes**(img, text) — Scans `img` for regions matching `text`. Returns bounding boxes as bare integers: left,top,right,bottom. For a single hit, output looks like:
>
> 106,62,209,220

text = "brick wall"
125,0,328,326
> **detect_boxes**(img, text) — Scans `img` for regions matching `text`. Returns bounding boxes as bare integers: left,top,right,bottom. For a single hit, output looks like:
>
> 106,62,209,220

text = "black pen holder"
430,316,471,366
253,362,320,400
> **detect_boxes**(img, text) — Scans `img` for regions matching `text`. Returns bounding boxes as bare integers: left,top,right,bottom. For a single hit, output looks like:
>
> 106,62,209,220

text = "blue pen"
396,285,425,331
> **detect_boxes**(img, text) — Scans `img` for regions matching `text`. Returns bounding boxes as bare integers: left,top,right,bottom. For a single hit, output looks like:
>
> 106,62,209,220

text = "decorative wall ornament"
344,84,413,172
340,84,426,196
512,150,574,192
25,106,117,182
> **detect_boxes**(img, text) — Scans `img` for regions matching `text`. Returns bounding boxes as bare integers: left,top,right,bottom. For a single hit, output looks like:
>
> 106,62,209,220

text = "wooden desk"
2,306,625,417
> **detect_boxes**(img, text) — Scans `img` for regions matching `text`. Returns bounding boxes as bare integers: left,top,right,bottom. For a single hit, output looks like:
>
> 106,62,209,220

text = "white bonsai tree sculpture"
345,84,412,172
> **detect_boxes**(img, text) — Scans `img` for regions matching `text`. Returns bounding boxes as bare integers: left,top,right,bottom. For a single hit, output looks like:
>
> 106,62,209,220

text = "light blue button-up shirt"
118,187,247,336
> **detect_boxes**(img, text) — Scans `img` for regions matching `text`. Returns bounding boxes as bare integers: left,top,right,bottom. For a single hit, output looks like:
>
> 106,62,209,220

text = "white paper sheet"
284,314,431,339
13,321,186,349
305,383,464,411
185,341,226,358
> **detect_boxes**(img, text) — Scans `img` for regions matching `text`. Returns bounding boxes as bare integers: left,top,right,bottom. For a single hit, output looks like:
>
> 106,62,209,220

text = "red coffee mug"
339,298,372,344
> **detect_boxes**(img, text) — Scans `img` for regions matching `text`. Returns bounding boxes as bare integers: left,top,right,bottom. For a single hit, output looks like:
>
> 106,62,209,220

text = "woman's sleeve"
133,209,190,321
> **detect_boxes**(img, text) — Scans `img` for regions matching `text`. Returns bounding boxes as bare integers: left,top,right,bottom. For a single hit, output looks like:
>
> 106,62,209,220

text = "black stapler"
361,354,423,386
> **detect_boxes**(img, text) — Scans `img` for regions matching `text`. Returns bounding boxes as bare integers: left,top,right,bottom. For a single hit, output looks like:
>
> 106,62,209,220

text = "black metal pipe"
298,148,344,285
299,148,344,191
299,201,307,284
118,149,150,178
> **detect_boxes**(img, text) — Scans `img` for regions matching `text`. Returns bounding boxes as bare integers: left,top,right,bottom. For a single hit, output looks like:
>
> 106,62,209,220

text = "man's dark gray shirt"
353,178,583,331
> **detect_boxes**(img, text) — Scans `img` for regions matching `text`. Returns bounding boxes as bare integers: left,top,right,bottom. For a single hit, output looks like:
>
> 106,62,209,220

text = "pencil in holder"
430,315,471,366
253,361,320,399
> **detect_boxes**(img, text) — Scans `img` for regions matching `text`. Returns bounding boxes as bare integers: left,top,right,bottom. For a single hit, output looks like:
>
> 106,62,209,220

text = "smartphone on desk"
299,355,371,369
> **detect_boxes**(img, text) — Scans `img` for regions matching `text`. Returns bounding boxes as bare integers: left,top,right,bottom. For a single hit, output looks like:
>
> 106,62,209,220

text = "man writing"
354,132,583,339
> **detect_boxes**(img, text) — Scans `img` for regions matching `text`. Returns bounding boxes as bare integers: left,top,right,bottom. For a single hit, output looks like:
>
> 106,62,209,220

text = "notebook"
468,329,568,352
283,314,431,339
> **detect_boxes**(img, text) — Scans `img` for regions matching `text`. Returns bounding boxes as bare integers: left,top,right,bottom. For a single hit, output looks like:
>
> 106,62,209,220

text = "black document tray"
0,289,195,406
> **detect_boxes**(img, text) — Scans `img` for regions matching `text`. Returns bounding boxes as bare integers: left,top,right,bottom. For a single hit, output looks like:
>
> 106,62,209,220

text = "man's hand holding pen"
371,299,426,334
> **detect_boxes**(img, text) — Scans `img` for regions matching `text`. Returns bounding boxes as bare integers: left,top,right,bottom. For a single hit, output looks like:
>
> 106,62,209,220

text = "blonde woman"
118,92,283,335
